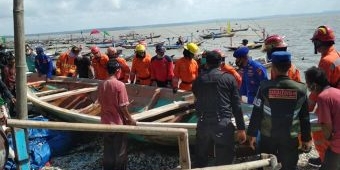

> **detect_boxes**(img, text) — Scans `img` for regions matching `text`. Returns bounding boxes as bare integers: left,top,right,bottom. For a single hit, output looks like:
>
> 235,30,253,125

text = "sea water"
27,12,340,81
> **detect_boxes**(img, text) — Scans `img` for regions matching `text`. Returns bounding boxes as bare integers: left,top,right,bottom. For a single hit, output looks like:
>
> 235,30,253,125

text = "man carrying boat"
130,44,152,85
98,59,136,170
107,47,130,83
247,51,312,170
262,34,301,82
308,25,340,167
91,46,109,80
55,46,80,77
305,66,340,170
172,43,199,93
233,47,268,104
192,50,246,168
150,44,174,87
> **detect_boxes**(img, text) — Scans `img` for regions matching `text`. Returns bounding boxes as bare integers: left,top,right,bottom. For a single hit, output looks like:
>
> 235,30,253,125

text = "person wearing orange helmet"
307,25,340,167
262,34,301,82
130,44,152,85
107,47,130,83
91,46,109,80
55,46,80,77
172,43,200,92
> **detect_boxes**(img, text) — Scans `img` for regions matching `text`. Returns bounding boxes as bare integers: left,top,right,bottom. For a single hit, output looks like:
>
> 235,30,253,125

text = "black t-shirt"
74,56,91,78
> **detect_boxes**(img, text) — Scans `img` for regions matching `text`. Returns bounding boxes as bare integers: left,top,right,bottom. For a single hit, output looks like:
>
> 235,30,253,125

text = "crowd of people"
0,24,339,170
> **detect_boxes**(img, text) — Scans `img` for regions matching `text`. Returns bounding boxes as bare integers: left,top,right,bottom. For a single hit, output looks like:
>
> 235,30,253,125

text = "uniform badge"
256,68,262,76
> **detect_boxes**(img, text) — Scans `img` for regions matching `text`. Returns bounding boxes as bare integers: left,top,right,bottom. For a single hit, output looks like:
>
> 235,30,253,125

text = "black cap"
155,44,166,52
206,51,221,65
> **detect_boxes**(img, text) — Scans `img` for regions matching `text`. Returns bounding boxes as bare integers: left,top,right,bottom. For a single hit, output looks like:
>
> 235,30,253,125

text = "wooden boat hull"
27,74,194,124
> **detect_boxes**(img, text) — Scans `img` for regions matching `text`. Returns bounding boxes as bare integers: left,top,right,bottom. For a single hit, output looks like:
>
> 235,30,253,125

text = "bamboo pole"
13,0,28,119
7,119,191,169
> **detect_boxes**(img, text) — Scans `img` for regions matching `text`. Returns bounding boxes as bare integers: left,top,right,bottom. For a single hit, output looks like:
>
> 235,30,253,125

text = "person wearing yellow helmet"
172,43,200,92
130,44,152,85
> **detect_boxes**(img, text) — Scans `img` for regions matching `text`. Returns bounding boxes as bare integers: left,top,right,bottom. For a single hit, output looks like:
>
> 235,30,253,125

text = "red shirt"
316,87,340,153
3,65,15,91
98,77,129,125
150,55,174,82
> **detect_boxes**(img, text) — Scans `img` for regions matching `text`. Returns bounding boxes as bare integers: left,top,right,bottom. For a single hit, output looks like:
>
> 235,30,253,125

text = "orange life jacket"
56,52,77,76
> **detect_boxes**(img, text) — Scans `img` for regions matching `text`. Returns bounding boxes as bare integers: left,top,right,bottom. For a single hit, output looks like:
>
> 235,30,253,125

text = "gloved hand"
172,87,178,94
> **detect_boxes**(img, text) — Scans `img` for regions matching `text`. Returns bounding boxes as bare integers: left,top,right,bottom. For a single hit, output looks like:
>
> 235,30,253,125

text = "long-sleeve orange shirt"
220,63,242,88
130,54,152,85
173,57,198,91
116,57,130,83
56,52,77,77
92,54,109,80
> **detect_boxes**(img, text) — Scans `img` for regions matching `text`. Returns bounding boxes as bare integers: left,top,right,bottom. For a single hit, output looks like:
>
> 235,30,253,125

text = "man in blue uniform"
247,51,312,170
192,51,246,168
34,47,53,80
233,47,268,104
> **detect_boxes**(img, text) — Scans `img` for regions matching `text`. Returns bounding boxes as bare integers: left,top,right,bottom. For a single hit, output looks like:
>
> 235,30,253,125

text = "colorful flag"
227,21,231,34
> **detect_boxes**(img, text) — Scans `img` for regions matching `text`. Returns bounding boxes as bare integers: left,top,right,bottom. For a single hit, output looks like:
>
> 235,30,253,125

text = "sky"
0,0,339,36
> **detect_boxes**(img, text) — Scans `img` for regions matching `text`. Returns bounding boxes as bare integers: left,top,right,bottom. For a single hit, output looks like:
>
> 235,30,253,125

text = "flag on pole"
227,21,231,34
103,31,110,36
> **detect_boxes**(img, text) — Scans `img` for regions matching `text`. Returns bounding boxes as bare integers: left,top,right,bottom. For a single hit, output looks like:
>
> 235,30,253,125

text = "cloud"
0,0,339,35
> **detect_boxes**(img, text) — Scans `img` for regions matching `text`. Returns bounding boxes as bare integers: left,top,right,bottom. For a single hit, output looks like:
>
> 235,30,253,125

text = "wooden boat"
224,42,263,51
200,32,235,39
27,73,194,124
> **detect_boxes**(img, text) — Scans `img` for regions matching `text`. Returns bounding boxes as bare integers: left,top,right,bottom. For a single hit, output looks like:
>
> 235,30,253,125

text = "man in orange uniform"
308,25,340,167
150,44,174,87
262,34,301,82
213,49,242,88
91,46,109,80
130,44,152,85
56,46,80,77
107,47,130,83
172,43,200,92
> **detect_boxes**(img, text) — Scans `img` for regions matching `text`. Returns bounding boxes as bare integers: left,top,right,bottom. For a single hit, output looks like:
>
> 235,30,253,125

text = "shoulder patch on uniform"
256,68,262,76
253,97,262,107
269,88,297,99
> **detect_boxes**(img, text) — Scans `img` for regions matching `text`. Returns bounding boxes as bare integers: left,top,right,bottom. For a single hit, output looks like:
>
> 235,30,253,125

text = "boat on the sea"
27,73,194,124
200,32,235,39
224,42,263,51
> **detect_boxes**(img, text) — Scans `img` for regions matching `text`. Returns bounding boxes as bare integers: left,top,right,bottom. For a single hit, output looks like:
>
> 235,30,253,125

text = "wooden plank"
35,88,68,97
7,119,192,169
132,101,193,121
39,87,97,102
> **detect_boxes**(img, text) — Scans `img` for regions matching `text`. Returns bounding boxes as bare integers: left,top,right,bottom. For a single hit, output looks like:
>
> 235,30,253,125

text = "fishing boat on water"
224,42,263,51
199,32,235,39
